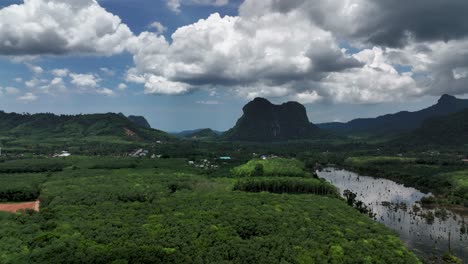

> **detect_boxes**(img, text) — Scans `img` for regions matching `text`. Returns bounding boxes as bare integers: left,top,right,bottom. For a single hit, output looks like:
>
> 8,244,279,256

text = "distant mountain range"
172,128,221,140
317,94,468,136
0,94,466,146
0,111,170,142
396,108,468,146
224,97,323,142
172,128,223,138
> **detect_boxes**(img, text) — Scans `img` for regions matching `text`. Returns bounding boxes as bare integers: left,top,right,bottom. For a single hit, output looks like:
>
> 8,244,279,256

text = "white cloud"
42,77,66,93
100,67,115,76
25,78,47,88
4,87,20,95
149,21,167,34
143,75,190,95
126,12,359,97
14,77,23,83
97,88,116,96
0,0,133,56
117,83,127,90
0,86,20,96
166,0,228,13
166,0,181,13
17,92,38,102
70,73,100,88
1,0,466,104
191,0,229,7
51,68,70,77
320,48,422,103
294,91,322,104
453,67,468,80
196,100,222,105
26,64,44,75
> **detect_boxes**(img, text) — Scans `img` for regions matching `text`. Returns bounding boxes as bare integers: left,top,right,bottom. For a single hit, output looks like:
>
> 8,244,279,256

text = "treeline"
234,178,338,196
0,187,39,202
0,174,46,202
0,159,67,173
231,158,307,178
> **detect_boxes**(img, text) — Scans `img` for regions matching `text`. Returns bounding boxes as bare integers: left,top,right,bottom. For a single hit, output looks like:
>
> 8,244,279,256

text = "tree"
252,163,264,176
343,190,357,206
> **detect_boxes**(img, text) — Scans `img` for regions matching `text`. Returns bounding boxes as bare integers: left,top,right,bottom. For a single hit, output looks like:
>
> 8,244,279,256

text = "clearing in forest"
0,200,39,213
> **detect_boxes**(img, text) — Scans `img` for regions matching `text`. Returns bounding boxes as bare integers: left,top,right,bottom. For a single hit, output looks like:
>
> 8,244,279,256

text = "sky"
0,0,467,132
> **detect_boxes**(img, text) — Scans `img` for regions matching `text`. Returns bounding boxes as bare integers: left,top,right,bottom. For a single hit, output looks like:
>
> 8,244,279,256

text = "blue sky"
0,0,467,131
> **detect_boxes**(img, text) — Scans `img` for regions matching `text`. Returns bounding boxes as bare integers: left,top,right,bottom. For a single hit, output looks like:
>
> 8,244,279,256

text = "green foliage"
345,156,416,167
442,252,463,264
0,157,420,263
0,111,174,155
344,156,468,206
398,108,468,146
232,158,307,177
0,173,46,202
233,177,338,196
0,158,67,173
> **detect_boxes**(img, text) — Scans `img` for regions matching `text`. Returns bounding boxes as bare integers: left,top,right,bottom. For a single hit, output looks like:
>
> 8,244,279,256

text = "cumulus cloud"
100,67,115,76
166,0,181,13
319,48,422,103
0,86,20,96
0,0,133,55
241,0,468,48
149,21,167,34
127,0,468,102
70,73,100,88
2,0,467,104
97,88,116,96
26,64,44,75
17,92,38,102
117,83,127,91
51,68,70,77
126,12,360,97
166,0,229,13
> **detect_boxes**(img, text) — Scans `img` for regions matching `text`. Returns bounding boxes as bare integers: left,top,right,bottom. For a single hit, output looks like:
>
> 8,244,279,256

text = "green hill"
126,115,152,129
182,128,219,140
0,111,173,153
397,108,468,146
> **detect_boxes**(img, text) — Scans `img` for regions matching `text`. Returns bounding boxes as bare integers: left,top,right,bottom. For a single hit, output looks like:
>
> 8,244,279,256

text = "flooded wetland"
318,168,468,262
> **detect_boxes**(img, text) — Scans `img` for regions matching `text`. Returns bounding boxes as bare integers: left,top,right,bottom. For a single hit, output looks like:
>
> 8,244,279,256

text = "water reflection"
317,168,468,262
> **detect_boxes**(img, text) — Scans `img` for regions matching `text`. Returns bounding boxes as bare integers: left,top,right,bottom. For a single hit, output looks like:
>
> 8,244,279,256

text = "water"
317,168,468,262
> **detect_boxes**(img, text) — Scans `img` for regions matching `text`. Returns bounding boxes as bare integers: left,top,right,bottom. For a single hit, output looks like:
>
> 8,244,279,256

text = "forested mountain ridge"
224,97,323,142
181,128,219,139
317,94,468,136
396,108,468,146
126,115,152,129
0,111,171,141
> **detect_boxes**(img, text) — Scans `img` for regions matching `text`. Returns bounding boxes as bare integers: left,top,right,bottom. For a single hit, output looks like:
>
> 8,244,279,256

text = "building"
130,149,148,157
54,151,71,157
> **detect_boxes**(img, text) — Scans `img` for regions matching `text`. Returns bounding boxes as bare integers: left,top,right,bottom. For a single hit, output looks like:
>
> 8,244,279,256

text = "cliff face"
225,98,321,141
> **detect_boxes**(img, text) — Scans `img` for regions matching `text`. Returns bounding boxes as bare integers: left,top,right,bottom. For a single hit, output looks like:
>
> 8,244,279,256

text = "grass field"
231,158,308,177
